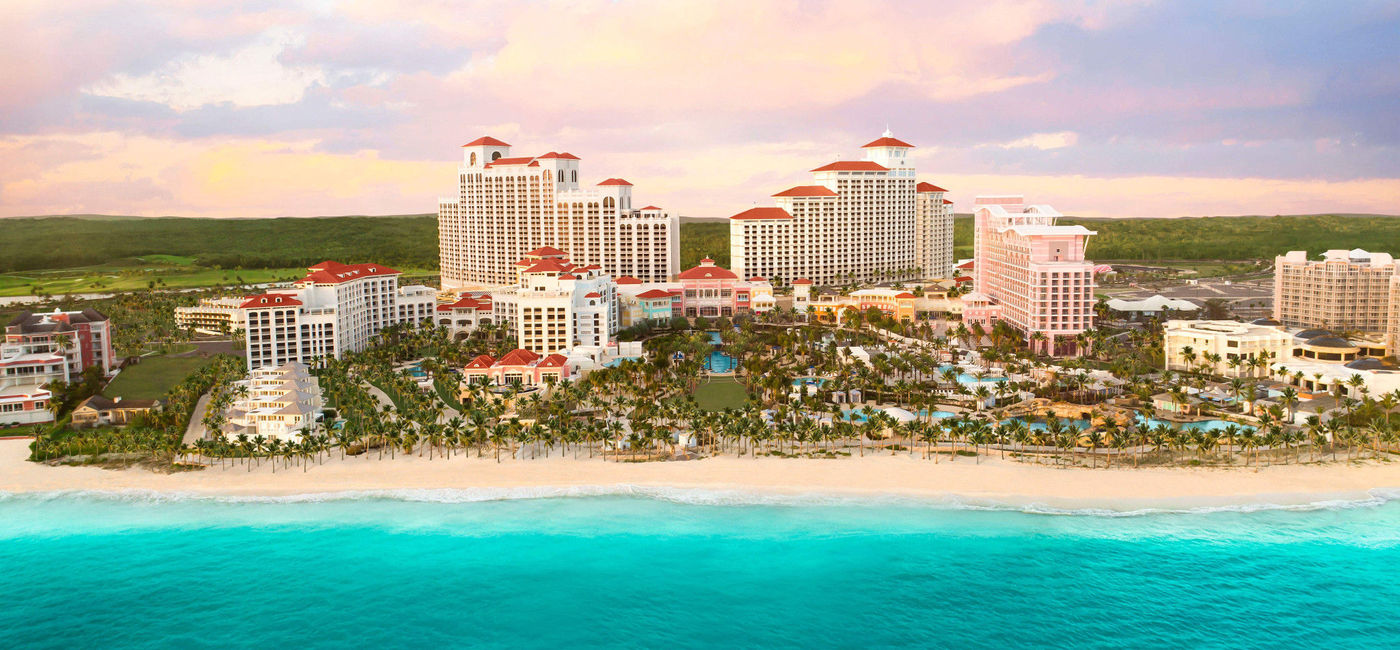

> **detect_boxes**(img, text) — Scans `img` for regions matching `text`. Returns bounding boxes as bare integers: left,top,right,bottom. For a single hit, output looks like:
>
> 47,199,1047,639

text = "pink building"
614,258,775,323
461,349,571,386
1,309,115,425
966,195,1097,355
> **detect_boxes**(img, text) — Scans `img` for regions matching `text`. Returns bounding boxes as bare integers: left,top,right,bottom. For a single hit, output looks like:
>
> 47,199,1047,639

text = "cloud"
985,132,1080,150
83,28,326,111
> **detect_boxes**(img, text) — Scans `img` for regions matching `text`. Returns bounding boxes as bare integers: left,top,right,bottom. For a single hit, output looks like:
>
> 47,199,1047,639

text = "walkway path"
181,392,213,445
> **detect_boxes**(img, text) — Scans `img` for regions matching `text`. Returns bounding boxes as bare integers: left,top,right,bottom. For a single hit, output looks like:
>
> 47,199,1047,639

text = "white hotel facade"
438,136,679,290
729,132,952,286
242,261,435,369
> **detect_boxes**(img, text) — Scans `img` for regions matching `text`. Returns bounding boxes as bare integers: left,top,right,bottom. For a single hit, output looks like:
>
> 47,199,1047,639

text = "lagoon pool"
704,331,737,373
938,365,1006,383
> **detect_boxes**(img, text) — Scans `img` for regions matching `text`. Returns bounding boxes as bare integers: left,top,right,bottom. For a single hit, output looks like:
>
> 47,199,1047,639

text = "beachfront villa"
222,362,325,441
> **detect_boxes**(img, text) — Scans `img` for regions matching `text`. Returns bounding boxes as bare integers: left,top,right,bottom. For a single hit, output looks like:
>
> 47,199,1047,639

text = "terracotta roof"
916,182,949,193
773,185,839,198
240,293,302,309
862,136,915,148
641,205,662,210
536,152,564,159
635,289,674,299
514,259,535,266
525,246,568,257
597,178,633,186
439,295,490,311
811,160,888,172
895,292,916,299
558,273,578,280
556,152,580,160
465,354,495,369
791,278,813,285
537,354,568,368
496,349,541,367
615,275,643,285
957,260,975,269
462,136,511,147
678,262,739,281
954,275,972,282
943,199,953,204
747,276,766,282
485,156,536,167
730,207,793,220
522,259,575,274
584,291,602,299
301,261,401,284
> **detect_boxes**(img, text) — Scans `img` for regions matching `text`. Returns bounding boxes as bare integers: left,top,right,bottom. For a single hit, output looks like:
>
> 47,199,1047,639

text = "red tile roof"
792,278,813,285
810,160,889,172
747,276,766,282
597,178,633,186
615,275,643,284
957,260,975,269
462,136,510,147
558,273,578,280
895,292,916,299
496,349,541,367
943,199,954,204
635,289,674,299
525,246,568,257
730,207,793,220
240,293,302,309
773,185,839,197
536,152,564,159
678,262,738,280
522,259,575,274
584,291,602,298
916,182,949,193
640,205,662,210
537,354,568,368
300,261,401,284
465,354,495,369
485,156,536,167
861,136,915,148
439,295,491,311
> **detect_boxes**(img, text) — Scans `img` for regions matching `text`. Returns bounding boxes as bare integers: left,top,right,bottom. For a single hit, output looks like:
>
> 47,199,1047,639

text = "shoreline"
4,439,1399,512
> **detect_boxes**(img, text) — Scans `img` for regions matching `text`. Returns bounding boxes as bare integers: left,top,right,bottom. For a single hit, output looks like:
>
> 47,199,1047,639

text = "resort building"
1273,249,1396,332
613,258,775,326
174,297,246,335
461,348,572,387
221,362,324,441
435,294,494,341
1106,295,1200,322
915,182,955,279
241,261,436,369
71,395,160,427
488,251,619,354
437,136,679,289
1163,320,1292,378
1,309,115,426
729,132,950,287
964,195,1097,355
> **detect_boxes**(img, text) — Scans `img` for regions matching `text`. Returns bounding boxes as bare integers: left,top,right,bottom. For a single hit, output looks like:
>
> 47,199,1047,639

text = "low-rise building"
490,252,618,354
1163,320,1293,378
71,395,160,427
435,294,494,341
613,258,775,326
174,297,246,335
461,349,571,387
221,362,324,441
1107,295,1200,321
793,284,918,323
1,309,115,426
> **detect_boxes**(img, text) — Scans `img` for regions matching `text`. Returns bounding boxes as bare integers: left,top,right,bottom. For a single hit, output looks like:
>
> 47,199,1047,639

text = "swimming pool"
1000,415,1254,433
937,365,1007,383
704,331,737,373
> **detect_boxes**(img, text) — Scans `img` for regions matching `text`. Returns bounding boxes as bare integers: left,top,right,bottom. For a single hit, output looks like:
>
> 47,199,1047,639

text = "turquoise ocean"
2,488,1399,649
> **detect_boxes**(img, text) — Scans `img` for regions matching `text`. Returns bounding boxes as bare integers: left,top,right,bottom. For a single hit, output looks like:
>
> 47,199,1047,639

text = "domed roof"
1251,317,1282,326
1294,328,1332,340
1304,335,1356,349
1344,358,1388,370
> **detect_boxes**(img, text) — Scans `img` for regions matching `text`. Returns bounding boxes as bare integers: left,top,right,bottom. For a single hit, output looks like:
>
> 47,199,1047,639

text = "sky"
2,0,1398,219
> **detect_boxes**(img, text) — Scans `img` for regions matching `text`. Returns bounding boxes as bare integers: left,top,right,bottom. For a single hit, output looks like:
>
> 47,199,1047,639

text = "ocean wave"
3,485,1400,517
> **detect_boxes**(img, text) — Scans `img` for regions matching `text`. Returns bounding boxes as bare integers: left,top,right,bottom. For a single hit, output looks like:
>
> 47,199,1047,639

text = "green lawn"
105,355,215,401
692,377,750,411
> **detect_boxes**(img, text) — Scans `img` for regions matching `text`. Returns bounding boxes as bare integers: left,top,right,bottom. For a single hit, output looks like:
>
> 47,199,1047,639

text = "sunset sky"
2,0,1398,219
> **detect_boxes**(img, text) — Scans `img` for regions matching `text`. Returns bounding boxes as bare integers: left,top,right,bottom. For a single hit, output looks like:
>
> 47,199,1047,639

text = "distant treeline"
0,216,438,272
5,213,1395,274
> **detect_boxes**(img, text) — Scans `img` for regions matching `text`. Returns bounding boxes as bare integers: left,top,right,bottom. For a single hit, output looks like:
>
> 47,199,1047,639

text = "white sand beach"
4,438,1399,510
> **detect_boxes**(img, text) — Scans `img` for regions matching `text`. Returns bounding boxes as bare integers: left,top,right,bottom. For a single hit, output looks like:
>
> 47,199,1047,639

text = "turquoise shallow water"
2,489,1399,649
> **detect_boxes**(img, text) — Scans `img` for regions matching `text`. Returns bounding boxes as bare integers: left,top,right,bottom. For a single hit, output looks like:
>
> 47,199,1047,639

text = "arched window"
571,170,577,182
558,169,564,183
469,152,477,166
603,197,615,209
491,151,502,161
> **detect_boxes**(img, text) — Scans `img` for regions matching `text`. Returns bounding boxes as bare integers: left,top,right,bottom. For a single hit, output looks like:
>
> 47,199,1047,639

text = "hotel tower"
438,136,679,289
729,132,952,286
